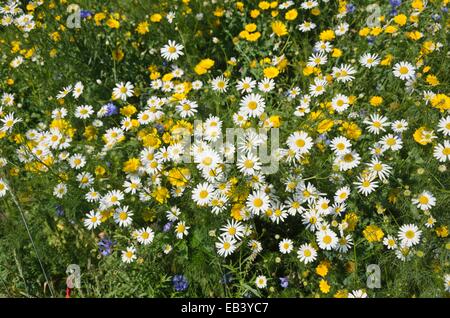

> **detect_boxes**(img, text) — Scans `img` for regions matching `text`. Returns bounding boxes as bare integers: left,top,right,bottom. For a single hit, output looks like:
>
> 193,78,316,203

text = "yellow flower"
106,18,120,29
285,8,298,21
413,127,431,145
95,165,106,176
334,289,348,298
380,54,393,66
369,96,383,107
363,225,384,243
331,48,342,58
430,94,450,111
120,105,137,117
50,32,60,42
359,27,370,37
412,0,424,11
250,9,260,18
320,30,335,41
152,186,170,204
194,58,215,75
123,158,140,173
94,12,106,25
317,119,334,134
136,21,149,34
167,167,191,187
394,14,407,26
112,48,124,61
341,122,361,140
319,279,331,294
231,203,244,221
83,126,97,141
271,21,288,37
436,226,448,238
150,13,162,22
407,31,423,40
384,25,397,34
245,23,257,32
316,264,329,277
258,1,270,10
263,66,279,78
426,75,439,86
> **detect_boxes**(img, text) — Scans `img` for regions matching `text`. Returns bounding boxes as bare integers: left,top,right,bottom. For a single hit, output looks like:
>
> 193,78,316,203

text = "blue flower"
55,205,64,217
279,277,289,288
346,4,356,14
389,0,402,8
221,273,233,284
80,10,92,19
154,123,165,134
105,102,118,116
98,237,115,256
163,222,173,232
172,275,189,292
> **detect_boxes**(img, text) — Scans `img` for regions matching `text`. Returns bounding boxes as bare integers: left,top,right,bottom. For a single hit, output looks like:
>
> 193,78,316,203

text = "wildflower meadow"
0,0,449,299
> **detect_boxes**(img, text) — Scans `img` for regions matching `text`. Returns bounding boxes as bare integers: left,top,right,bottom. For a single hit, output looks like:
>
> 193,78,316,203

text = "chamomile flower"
330,136,351,155
69,153,86,170
380,134,403,151
298,21,316,32
398,224,422,247
75,105,94,119
121,246,137,263
166,206,181,222
72,81,84,98
307,52,328,67
279,238,294,254
359,53,380,68
211,75,229,93
331,94,350,113
160,40,184,61
364,114,390,135
336,150,361,171
309,78,328,97
136,227,155,245
437,116,450,136
255,275,267,289
393,61,416,81
114,206,133,227
258,78,275,92
335,234,353,253
216,235,237,257
191,182,215,206
175,221,189,239
354,173,378,196
239,93,266,118
246,190,270,215
334,186,351,203
297,243,317,264
83,210,101,230
53,182,67,198
0,178,8,197
236,77,256,93
433,141,450,162
383,235,398,250
412,191,436,211
348,290,368,298
316,229,338,250
112,81,134,101
332,64,356,83
220,220,245,240
367,158,392,181
237,152,261,176
391,119,409,133
287,131,313,155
